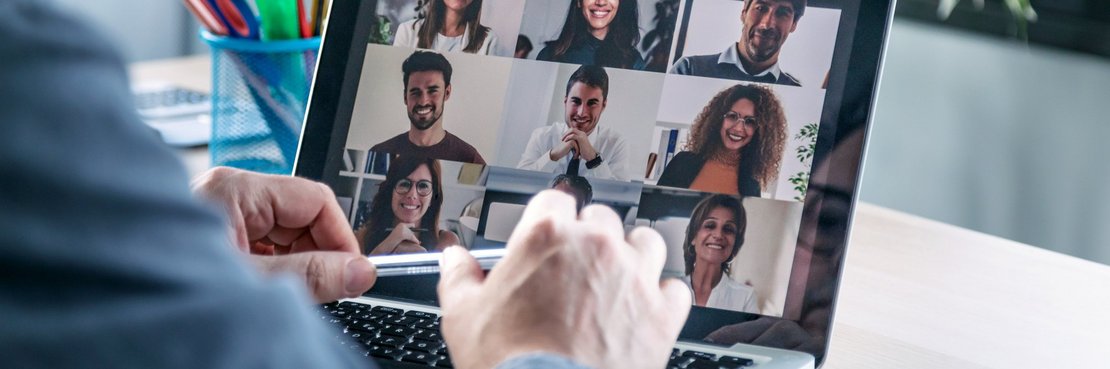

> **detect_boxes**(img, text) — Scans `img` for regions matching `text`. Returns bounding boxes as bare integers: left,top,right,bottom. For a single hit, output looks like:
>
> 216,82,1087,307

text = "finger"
267,225,307,247
627,226,667,277
437,246,484,308
659,278,693,333
504,190,576,254
251,252,377,303
578,204,625,243
265,178,359,254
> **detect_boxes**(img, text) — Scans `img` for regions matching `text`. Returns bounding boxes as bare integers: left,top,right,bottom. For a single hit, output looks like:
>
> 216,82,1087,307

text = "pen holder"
202,31,321,175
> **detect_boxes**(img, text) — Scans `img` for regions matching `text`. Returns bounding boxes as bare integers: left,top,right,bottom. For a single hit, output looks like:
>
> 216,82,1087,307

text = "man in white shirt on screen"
517,65,632,182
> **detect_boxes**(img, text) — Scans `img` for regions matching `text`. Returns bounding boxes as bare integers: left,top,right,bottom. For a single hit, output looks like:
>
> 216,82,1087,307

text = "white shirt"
681,275,759,314
517,123,632,182
718,43,783,81
393,18,499,56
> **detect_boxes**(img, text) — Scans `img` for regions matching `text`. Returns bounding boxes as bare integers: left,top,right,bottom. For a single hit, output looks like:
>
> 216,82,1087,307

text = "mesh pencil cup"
202,31,321,175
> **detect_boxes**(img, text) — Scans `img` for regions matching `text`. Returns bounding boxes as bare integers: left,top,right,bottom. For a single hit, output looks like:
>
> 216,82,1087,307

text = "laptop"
294,0,894,368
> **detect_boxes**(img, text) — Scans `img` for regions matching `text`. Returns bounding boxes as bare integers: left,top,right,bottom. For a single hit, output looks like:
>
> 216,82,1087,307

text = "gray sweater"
0,1,588,368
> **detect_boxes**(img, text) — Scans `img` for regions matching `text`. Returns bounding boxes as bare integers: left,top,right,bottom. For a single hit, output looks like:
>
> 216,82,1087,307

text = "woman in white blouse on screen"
393,0,499,55
681,194,759,314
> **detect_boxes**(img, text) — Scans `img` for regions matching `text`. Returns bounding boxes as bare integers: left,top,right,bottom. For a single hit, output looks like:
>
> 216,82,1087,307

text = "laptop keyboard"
321,301,756,369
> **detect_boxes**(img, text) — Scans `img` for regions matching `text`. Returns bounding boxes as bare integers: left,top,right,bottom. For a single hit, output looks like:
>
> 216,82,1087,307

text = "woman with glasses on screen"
658,84,787,197
357,155,459,255
536,0,645,70
682,194,757,313
392,0,499,55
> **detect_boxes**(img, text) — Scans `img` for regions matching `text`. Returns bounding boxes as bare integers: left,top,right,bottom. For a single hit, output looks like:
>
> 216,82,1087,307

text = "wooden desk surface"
132,56,1110,369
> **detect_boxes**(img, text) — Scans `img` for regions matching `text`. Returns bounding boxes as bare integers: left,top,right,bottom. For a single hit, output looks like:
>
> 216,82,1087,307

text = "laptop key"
403,310,438,320
371,335,407,347
687,358,725,369
719,356,755,367
682,350,717,361
381,325,418,338
412,330,443,343
401,352,437,365
347,321,382,334
404,340,441,354
385,316,421,327
372,306,405,315
369,345,403,361
435,355,453,368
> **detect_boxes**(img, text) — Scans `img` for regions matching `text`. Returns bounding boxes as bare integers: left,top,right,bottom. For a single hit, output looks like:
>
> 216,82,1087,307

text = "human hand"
437,191,691,369
370,223,422,255
549,140,576,161
191,167,376,303
562,129,597,161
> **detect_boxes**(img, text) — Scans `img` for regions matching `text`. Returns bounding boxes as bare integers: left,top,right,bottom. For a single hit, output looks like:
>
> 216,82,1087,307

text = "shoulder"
778,71,802,86
436,230,461,251
393,19,420,44
536,44,556,61
670,151,701,165
443,131,477,150
370,133,410,152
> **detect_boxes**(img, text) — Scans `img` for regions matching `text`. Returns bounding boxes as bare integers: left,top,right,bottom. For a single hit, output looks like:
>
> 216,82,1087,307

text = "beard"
744,28,783,63
408,106,442,131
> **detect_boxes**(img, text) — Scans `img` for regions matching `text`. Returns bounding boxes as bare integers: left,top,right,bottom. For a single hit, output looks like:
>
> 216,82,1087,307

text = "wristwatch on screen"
585,154,603,169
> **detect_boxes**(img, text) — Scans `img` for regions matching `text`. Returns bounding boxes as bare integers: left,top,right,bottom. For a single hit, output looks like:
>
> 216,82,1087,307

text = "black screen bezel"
294,0,896,366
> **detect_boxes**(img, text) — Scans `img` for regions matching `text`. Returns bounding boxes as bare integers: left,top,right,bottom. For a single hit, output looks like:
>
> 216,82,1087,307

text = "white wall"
863,21,1110,265
647,196,801,317
677,0,840,88
655,75,826,200
518,0,661,59
52,0,197,62
494,62,664,179
346,44,514,160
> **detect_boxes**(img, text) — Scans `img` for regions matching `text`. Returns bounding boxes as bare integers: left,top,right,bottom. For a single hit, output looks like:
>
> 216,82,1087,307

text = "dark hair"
414,0,490,53
551,174,593,211
515,35,534,55
684,84,786,190
547,0,641,69
402,51,453,90
361,155,444,254
682,195,747,276
742,0,807,22
564,65,609,100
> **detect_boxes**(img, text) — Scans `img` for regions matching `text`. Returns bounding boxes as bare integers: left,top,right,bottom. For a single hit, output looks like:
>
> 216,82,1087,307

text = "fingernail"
344,258,373,296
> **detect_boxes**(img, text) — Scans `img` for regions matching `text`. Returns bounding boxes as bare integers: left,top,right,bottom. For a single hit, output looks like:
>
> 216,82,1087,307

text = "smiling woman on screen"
536,0,645,70
681,194,758,313
393,0,499,55
357,155,460,255
658,84,787,197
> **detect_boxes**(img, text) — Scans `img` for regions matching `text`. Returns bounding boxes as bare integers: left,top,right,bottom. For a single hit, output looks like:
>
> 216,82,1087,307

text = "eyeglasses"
723,111,757,126
394,178,433,197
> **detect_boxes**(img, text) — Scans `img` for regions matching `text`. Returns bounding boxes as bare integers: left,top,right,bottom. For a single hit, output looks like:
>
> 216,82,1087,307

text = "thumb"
659,278,693,335
437,246,484,308
251,252,377,303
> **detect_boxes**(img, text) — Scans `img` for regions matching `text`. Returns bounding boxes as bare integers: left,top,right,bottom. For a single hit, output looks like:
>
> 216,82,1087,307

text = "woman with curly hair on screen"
658,84,787,197
356,155,460,255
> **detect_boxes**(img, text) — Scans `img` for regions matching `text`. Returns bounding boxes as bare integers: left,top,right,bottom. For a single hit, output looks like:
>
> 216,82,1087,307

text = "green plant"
788,122,818,202
937,0,1037,40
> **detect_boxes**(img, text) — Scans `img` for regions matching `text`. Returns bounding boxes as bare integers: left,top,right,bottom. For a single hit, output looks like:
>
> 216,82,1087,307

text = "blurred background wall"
52,0,1110,265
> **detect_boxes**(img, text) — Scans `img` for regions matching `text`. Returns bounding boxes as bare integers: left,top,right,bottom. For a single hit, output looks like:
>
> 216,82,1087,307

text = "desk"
133,56,1110,369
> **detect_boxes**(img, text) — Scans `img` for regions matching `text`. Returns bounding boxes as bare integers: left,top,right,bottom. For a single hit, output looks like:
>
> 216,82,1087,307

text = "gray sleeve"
495,354,595,369
0,2,370,368
669,56,693,75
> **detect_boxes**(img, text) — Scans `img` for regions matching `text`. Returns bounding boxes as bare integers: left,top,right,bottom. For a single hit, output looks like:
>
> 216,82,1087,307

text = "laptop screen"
298,0,891,364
